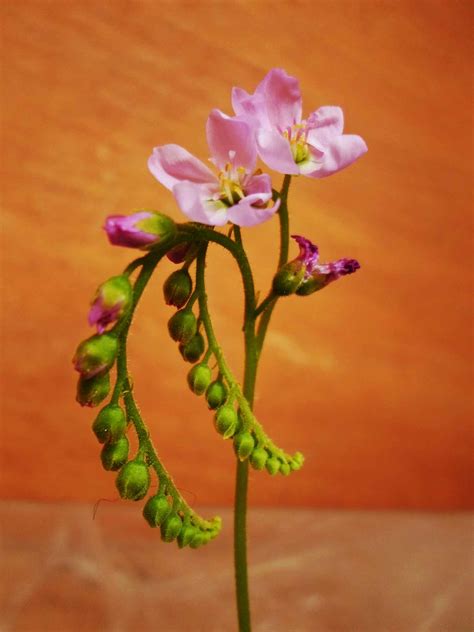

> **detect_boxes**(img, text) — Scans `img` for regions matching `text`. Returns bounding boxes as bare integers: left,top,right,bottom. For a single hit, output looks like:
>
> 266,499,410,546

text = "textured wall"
1,0,472,508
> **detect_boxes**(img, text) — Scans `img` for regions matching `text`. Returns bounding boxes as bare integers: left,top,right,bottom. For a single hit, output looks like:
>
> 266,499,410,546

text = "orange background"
1,0,472,509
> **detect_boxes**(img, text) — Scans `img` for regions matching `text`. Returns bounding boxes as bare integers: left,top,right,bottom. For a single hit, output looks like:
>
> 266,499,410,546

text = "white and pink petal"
206,109,257,172
148,144,215,191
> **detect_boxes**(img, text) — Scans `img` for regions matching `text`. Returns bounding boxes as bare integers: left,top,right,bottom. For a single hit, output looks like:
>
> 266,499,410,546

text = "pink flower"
232,68,367,178
148,109,280,227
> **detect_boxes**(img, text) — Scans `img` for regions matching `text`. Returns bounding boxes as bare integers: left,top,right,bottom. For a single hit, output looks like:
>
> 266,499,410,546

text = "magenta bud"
88,275,133,333
104,211,176,249
73,333,118,378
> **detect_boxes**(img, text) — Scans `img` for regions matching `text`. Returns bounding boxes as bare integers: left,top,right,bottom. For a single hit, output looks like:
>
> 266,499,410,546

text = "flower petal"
305,134,368,178
307,106,344,145
256,129,299,175
148,144,215,190
231,87,269,129
173,181,229,226
261,68,302,129
206,109,256,171
291,235,319,271
226,195,280,227
244,172,273,201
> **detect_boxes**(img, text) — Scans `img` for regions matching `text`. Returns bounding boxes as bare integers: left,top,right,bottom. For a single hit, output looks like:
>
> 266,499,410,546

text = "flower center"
218,164,246,206
282,123,311,164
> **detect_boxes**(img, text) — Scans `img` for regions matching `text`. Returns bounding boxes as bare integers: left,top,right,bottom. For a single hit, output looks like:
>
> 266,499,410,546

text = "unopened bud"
73,333,118,379
179,332,205,363
76,372,110,407
100,436,129,471
163,269,193,308
167,309,197,344
279,461,291,476
205,380,228,410
272,261,305,296
177,524,198,548
214,405,238,439
143,494,172,527
92,404,127,443
88,275,133,333
189,530,205,549
290,451,305,471
187,363,212,395
233,432,255,461
115,458,150,501
249,447,269,471
265,455,281,475
167,242,198,264
104,211,177,249
160,514,183,542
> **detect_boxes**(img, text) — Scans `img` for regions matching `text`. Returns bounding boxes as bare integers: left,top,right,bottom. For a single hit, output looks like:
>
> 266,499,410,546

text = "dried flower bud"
104,211,177,249
265,455,281,476
163,269,193,308
160,514,183,542
249,447,269,471
76,372,110,407
205,380,228,410
272,261,305,296
115,458,150,501
233,432,255,461
143,494,172,527
187,363,212,395
100,436,129,471
88,275,133,333
73,333,118,379
214,405,238,439
92,404,127,443
179,332,205,363
167,309,197,344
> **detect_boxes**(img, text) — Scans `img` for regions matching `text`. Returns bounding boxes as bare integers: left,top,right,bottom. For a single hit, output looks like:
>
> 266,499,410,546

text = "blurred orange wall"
1,0,472,508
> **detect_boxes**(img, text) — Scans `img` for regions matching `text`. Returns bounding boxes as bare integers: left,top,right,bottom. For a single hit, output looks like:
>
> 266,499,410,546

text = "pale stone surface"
1,502,472,631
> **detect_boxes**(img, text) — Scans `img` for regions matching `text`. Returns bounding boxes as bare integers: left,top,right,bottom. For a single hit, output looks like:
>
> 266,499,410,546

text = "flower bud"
205,380,228,410
177,524,198,549
189,530,205,549
233,432,255,461
249,447,269,471
295,275,326,296
214,405,238,439
272,261,305,296
92,404,127,443
76,372,110,407
265,455,281,476
163,269,193,309
187,363,212,395
166,242,198,264
88,275,133,333
104,211,177,249
167,309,197,344
115,458,150,501
279,461,291,476
73,333,118,379
179,332,205,363
100,436,129,471
290,451,305,471
143,494,172,527
160,514,183,542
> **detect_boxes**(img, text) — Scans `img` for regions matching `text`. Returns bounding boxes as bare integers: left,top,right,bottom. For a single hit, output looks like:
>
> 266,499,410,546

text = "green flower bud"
92,404,127,443
160,513,183,542
265,455,281,475
272,261,305,296
214,405,238,439
177,524,198,549
249,447,269,471
89,274,133,333
163,269,193,309
187,363,212,395
205,380,228,410
100,436,129,471
189,530,205,549
73,333,118,379
279,461,291,476
76,372,110,407
115,458,150,501
167,309,197,344
290,452,305,471
179,332,205,363
143,494,172,527
135,211,177,247
233,432,255,461
295,275,326,296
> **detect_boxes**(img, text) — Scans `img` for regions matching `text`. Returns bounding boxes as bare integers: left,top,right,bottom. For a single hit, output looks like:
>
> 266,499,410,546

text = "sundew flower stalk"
72,68,366,631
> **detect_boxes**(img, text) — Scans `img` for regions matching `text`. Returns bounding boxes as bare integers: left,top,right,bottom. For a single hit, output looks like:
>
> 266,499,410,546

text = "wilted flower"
232,68,367,177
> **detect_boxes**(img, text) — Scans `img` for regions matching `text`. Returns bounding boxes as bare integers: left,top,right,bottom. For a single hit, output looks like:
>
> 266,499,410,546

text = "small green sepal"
272,261,305,296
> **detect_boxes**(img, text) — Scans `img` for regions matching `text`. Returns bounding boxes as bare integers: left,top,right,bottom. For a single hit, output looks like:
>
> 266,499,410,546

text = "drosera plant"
73,68,367,631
